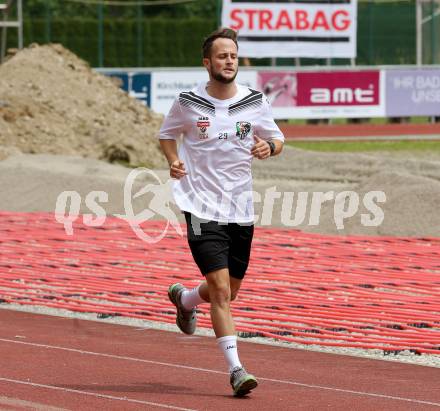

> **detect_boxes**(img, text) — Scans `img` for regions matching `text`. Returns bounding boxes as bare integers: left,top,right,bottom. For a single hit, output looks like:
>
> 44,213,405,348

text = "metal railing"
0,0,22,63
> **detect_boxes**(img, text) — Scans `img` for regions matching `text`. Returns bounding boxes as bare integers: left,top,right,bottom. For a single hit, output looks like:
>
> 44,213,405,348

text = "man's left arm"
252,97,285,160
268,138,283,157
251,135,283,159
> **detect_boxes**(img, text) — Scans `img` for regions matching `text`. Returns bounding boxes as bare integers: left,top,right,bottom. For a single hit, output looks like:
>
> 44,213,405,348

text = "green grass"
286,140,440,152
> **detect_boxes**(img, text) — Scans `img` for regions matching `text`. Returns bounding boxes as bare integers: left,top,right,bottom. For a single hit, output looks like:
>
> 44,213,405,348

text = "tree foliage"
22,0,218,18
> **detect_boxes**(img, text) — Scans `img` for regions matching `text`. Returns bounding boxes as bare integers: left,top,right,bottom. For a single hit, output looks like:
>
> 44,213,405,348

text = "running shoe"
230,366,258,397
168,283,197,335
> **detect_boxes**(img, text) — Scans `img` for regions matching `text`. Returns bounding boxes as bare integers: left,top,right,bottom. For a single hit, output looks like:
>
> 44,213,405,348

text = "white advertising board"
150,69,257,115
221,0,358,58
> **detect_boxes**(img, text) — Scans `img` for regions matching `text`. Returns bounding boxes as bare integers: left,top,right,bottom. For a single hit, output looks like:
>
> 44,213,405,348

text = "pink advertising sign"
297,71,380,106
258,70,385,119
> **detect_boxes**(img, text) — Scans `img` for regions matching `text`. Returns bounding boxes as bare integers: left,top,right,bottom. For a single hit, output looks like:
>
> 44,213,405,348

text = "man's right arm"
160,139,187,179
158,98,187,179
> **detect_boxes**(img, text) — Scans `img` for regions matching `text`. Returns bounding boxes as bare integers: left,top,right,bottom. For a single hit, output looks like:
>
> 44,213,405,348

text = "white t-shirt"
158,81,284,223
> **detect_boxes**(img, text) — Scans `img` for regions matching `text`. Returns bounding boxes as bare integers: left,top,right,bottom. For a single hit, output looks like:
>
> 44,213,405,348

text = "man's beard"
211,67,238,84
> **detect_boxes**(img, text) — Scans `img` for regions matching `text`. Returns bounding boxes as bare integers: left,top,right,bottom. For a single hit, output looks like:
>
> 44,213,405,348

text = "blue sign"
105,71,152,107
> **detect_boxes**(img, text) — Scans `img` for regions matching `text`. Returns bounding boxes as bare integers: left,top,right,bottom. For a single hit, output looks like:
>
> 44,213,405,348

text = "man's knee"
207,273,231,305
208,281,231,306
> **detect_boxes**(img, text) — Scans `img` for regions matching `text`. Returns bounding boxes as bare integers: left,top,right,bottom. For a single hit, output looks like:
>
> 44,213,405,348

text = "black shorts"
184,212,254,279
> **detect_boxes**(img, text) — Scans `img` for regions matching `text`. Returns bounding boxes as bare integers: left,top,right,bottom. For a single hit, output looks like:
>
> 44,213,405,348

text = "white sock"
217,335,242,372
181,284,205,310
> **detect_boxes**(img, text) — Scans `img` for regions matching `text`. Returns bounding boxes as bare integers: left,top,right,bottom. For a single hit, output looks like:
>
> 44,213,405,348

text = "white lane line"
260,377,440,407
0,338,439,407
0,394,69,410
0,378,196,411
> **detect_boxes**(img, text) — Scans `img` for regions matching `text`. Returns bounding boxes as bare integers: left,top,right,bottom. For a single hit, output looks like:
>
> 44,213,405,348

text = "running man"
158,28,284,396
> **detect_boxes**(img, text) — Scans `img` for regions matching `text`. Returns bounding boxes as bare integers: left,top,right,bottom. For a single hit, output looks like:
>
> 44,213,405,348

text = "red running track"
0,309,439,410
279,123,440,139
0,212,440,354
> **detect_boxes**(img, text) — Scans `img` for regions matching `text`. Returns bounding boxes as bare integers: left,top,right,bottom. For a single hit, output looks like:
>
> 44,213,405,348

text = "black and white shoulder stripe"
179,91,215,116
228,89,263,116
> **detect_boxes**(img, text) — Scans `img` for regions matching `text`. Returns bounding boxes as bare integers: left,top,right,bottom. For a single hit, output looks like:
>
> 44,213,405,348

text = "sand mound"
251,147,440,237
253,146,440,183
1,149,438,238
0,154,172,215
304,171,440,237
358,171,440,237
0,44,166,168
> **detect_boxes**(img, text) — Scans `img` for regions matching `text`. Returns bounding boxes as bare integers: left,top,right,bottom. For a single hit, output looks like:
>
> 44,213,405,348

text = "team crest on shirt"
236,121,251,140
196,116,210,140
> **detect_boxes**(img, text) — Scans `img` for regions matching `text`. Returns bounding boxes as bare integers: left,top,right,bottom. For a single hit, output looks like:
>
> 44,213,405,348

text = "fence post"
432,0,438,63
216,0,221,28
431,0,434,63
137,3,143,67
98,3,103,67
45,0,51,43
368,0,373,64
416,0,422,65
16,0,21,48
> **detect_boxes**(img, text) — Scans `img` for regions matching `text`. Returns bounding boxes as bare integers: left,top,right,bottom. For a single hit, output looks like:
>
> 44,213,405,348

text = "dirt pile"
302,171,440,237
1,148,439,238
252,147,440,237
0,44,166,168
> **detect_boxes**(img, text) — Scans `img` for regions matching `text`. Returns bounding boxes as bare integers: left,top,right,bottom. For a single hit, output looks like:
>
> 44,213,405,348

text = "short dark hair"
202,27,238,58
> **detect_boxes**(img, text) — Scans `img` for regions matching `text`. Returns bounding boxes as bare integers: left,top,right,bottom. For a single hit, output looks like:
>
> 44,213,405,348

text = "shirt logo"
236,121,251,140
197,116,210,140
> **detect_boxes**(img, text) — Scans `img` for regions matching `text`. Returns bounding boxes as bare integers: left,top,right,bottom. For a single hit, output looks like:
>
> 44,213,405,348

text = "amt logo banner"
297,71,380,106
103,71,152,107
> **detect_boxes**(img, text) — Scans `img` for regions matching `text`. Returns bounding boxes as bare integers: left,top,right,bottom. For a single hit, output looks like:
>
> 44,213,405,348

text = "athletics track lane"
279,123,440,140
0,310,439,411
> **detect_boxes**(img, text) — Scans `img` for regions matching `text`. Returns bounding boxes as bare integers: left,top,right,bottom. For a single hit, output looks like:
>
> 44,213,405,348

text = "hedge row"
6,3,415,67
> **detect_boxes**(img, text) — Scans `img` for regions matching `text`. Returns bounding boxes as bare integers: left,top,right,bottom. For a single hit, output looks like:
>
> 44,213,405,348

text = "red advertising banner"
297,71,380,106
257,70,385,119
